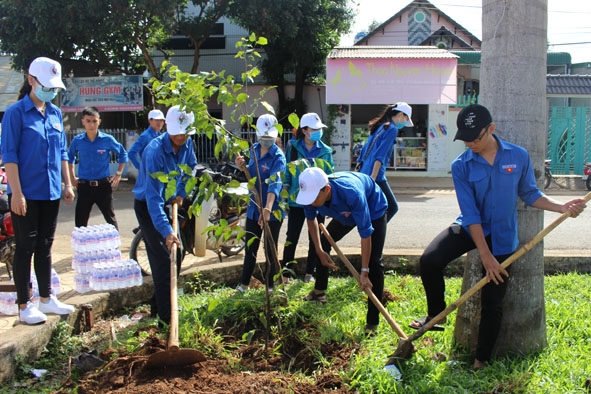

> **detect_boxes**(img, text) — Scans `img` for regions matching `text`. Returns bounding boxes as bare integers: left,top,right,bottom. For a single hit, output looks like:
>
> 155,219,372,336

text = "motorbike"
583,162,591,191
0,167,15,280
544,159,553,189
129,163,249,276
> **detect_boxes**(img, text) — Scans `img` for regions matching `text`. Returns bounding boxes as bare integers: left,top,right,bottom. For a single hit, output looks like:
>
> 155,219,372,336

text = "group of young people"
2,56,587,370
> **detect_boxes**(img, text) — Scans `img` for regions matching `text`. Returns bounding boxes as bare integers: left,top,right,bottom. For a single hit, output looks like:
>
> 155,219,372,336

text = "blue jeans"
376,180,398,222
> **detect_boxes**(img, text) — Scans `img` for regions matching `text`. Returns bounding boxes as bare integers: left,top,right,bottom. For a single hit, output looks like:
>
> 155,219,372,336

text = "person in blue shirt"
128,109,165,170
1,57,76,325
296,168,388,335
281,113,334,283
133,105,197,324
410,104,587,370
234,114,286,294
68,107,128,229
357,102,413,222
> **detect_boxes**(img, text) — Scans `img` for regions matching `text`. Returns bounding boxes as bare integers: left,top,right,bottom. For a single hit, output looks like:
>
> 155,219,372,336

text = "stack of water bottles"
71,224,142,293
0,268,62,315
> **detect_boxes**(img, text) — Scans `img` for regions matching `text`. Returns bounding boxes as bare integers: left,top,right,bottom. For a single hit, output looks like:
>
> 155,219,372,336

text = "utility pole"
454,0,549,356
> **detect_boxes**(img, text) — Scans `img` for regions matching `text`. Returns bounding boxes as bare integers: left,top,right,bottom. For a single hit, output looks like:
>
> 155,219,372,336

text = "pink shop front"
326,46,466,176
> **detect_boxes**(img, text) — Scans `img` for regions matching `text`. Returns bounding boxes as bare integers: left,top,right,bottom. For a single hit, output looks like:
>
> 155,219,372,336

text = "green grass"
180,271,591,393
8,272,591,393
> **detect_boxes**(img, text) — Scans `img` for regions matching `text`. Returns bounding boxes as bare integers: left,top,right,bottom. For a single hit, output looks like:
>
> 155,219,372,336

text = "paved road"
54,184,591,256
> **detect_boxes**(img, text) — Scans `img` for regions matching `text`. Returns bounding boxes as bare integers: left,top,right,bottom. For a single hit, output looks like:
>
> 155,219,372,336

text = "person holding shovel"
132,105,197,325
409,104,587,369
234,114,286,294
296,167,387,335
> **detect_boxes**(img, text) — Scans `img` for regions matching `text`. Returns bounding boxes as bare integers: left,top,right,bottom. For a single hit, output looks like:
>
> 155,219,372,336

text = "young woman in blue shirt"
234,114,286,294
281,113,333,283
357,102,413,222
1,57,76,325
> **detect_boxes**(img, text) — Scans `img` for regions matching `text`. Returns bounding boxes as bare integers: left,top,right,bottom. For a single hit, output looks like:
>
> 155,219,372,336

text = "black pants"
314,214,387,327
419,223,512,362
75,180,118,230
376,180,398,223
281,206,324,277
134,199,181,324
9,196,60,305
240,217,282,288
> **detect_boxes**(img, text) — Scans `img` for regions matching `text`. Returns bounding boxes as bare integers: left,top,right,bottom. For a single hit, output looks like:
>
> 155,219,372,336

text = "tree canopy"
228,0,354,118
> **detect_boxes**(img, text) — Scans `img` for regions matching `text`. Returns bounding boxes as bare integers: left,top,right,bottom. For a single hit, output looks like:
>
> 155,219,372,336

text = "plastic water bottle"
51,268,61,295
129,260,143,287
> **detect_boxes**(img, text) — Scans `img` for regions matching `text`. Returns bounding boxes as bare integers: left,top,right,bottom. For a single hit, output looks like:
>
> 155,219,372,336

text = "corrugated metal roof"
451,51,573,65
328,46,459,59
547,74,591,96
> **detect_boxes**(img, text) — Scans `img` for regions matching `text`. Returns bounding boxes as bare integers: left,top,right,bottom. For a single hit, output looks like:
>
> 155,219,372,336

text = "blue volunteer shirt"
283,137,334,208
128,126,160,169
1,95,67,200
358,123,398,182
303,172,387,238
246,143,286,222
452,134,544,255
133,133,197,238
68,131,128,180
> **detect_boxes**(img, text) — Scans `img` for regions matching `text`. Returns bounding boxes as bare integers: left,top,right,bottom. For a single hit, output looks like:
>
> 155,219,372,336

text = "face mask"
259,138,275,148
35,86,58,102
396,121,406,129
309,130,323,142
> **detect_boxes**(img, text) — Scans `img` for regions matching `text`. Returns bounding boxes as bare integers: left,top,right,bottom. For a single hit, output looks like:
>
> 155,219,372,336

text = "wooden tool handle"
412,191,591,337
319,223,408,340
169,202,179,350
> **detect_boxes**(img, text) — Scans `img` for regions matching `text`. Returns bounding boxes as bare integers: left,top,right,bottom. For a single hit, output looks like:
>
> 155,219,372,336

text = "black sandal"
409,316,445,331
303,291,327,304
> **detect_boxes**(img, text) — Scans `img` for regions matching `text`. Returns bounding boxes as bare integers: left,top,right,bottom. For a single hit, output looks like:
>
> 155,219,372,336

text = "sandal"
364,324,378,337
409,316,445,331
302,291,327,304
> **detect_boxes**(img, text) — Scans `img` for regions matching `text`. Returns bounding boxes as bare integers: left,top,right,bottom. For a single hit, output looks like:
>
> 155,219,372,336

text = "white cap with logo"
255,114,279,138
295,167,329,205
300,113,327,129
148,109,165,120
392,102,414,127
165,105,196,135
28,57,66,90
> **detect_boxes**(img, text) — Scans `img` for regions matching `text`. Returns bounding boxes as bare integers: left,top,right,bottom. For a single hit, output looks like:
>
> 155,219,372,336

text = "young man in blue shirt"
296,167,388,334
133,105,197,324
410,104,587,369
128,109,165,170
68,107,128,229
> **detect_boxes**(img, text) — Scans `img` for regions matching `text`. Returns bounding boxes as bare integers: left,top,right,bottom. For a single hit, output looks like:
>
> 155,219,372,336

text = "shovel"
387,192,591,364
319,223,413,347
146,202,206,368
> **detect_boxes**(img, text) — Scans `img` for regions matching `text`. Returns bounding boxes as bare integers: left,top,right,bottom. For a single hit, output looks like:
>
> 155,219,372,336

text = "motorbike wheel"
586,177,591,191
544,173,551,189
129,230,151,276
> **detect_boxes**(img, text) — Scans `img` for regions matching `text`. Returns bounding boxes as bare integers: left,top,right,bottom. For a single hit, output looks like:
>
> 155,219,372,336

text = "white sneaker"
38,295,75,315
304,274,315,283
19,302,47,325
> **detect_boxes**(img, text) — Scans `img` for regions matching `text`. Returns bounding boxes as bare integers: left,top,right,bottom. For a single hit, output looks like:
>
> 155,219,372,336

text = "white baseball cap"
165,106,196,136
296,167,329,205
300,113,327,129
28,57,66,90
392,102,414,127
148,109,165,120
255,114,279,138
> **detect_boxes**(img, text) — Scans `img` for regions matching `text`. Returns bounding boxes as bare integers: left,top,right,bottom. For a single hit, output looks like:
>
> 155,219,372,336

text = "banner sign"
60,75,143,112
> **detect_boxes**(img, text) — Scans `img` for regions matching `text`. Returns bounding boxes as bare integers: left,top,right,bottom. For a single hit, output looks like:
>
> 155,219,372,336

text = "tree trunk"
454,0,548,357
